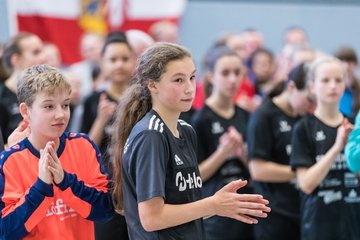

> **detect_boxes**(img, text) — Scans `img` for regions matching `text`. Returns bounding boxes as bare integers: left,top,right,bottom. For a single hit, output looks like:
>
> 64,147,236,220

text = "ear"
19,103,30,121
308,81,315,95
147,80,158,94
10,53,21,68
286,80,296,92
205,71,214,84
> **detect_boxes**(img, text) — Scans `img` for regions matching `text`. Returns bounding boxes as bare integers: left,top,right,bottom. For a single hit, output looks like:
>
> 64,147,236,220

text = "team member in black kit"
111,42,271,239
290,56,360,240
192,46,254,240
81,32,135,240
247,63,314,240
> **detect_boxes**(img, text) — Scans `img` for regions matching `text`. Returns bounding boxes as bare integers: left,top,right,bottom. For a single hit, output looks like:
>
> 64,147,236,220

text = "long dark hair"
111,42,192,212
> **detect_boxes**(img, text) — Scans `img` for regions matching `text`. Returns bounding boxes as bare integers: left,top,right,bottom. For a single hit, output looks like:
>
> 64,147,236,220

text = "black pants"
95,214,129,240
254,211,300,240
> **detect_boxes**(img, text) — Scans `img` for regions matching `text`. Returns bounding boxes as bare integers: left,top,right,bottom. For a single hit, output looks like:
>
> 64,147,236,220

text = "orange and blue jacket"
0,132,114,239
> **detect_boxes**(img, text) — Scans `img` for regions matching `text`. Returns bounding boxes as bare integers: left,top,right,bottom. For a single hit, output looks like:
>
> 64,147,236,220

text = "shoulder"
0,140,28,170
62,132,99,151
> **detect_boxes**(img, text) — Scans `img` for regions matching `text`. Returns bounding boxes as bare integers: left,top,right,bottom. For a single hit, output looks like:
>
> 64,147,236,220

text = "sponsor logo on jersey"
279,120,291,132
318,190,342,204
46,198,78,221
175,154,184,165
211,122,224,134
315,130,326,141
175,171,202,191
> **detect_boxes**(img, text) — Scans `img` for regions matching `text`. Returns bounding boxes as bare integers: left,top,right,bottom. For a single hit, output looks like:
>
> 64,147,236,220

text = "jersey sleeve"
55,137,114,223
247,109,273,161
345,111,360,172
0,158,54,239
130,131,168,203
290,120,314,169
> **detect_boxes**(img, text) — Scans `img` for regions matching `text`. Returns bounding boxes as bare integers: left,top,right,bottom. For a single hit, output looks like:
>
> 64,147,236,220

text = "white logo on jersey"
175,172,202,191
286,144,292,155
315,130,326,141
211,122,224,134
123,138,130,154
279,120,291,132
46,198,78,221
318,190,342,204
148,115,164,132
175,154,184,166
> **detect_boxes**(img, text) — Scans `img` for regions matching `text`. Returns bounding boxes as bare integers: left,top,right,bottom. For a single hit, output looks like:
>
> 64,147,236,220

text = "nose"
54,106,65,119
185,78,195,95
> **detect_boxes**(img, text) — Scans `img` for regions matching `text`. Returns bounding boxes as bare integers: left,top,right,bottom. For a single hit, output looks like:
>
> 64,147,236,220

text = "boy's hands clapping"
38,141,64,185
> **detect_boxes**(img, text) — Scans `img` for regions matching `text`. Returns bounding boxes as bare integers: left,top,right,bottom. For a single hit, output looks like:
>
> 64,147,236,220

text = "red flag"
14,0,186,65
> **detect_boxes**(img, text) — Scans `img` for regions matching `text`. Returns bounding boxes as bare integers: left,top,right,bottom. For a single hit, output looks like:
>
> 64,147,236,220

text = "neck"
206,94,234,118
28,134,60,153
314,103,343,126
207,93,233,108
152,107,180,138
107,81,128,100
5,72,19,93
273,92,296,117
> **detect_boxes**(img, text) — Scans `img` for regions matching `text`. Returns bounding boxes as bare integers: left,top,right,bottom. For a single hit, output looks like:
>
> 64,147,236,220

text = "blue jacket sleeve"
345,111,360,172
55,171,115,223
0,177,53,239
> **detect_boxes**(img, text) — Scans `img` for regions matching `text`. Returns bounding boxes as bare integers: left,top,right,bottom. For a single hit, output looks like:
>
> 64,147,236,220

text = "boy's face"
24,91,71,142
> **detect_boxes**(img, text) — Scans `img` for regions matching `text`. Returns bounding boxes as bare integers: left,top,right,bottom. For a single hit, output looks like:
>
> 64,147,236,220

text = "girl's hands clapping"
212,180,270,224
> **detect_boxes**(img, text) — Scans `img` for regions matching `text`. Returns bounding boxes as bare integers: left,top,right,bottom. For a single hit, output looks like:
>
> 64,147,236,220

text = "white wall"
179,1,360,71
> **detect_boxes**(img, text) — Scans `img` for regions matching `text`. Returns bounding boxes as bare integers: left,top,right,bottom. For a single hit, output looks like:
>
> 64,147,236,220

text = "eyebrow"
41,98,71,103
172,69,196,77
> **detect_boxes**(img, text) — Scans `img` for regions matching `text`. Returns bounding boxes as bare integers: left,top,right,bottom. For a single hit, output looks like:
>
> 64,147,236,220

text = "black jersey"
247,99,301,219
0,129,4,152
0,85,22,142
81,90,117,173
192,104,253,240
291,115,360,240
122,110,204,240
192,104,251,196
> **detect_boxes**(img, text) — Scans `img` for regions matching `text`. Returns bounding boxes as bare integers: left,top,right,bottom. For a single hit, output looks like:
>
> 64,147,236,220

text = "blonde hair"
307,56,346,84
17,64,71,106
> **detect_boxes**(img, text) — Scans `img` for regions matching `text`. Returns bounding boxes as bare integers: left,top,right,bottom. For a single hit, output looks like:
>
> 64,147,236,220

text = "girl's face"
211,55,244,99
18,36,45,70
312,61,346,105
101,42,135,84
150,56,196,114
22,91,71,145
252,52,273,83
289,88,315,116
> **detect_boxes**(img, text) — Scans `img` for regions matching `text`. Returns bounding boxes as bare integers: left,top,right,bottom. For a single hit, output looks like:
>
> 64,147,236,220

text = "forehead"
20,36,42,50
215,55,242,68
316,61,343,75
103,42,132,57
164,56,194,73
34,90,71,102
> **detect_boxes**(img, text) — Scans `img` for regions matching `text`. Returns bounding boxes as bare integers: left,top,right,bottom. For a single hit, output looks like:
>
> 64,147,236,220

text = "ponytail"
111,83,151,212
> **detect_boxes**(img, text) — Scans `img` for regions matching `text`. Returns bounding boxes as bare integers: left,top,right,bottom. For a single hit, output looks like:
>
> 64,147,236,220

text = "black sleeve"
290,120,314,169
0,103,9,143
0,129,4,152
247,109,273,161
131,131,169,203
81,94,99,133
